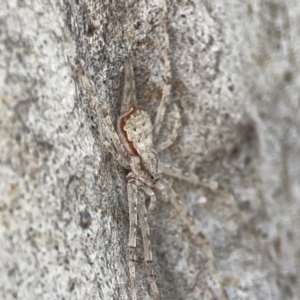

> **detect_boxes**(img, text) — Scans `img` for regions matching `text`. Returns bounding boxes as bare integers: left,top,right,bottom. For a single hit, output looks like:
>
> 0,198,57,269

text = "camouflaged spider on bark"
98,58,220,300
51,1,226,299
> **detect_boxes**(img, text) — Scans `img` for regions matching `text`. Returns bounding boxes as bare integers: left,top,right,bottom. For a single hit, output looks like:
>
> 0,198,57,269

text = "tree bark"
0,0,299,299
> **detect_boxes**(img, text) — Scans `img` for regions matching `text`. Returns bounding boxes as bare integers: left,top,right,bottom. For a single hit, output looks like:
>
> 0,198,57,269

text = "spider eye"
150,175,159,183
150,175,157,181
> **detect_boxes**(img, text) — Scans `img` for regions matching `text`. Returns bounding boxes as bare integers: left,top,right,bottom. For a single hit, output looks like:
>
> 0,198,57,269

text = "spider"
53,0,225,297
93,58,220,300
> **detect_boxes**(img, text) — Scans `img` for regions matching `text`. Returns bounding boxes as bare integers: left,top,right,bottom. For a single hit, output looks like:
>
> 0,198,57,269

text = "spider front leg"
137,192,162,300
158,179,230,299
160,162,219,191
127,175,162,300
157,179,215,261
127,179,138,300
137,183,158,212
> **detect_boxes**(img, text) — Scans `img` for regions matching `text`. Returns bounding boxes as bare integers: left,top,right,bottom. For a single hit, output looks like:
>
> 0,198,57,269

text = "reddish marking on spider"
118,105,139,156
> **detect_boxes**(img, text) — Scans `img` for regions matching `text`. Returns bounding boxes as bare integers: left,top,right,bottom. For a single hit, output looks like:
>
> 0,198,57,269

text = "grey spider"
94,58,219,300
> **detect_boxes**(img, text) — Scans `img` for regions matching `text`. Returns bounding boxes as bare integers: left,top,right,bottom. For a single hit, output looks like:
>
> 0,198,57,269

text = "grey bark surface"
0,0,299,300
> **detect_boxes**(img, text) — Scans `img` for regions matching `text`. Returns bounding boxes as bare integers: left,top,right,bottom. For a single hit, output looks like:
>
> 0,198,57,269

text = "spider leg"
120,58,137,115
155,181,167,202
138,185,157,211
102,140,130,169
156,104,181,152
153,2,171,138
158,179,229,299
127,173,158,211
158,179,215,261
137,192,162,300
101,115,131,169
77,62,131,169
127,180,138,300
160,162,219,190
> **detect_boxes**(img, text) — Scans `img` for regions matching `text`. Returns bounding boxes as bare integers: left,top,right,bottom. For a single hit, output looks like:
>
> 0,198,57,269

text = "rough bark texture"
0,0,299,299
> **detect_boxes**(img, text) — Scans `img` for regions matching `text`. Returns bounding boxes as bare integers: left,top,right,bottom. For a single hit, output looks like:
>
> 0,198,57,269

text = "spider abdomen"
119,106,154,156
